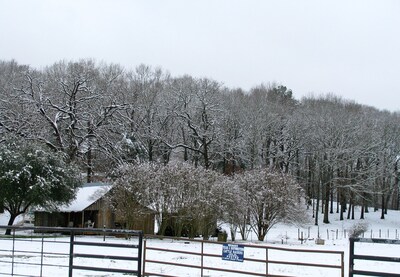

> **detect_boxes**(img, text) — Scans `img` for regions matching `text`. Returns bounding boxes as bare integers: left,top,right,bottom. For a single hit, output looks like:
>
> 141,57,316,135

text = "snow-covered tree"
109,162,223,238
227,169,306,241
13,60,129,180
166,77,223,169
217,88,247,174
0,60,31,141
0,139,81,234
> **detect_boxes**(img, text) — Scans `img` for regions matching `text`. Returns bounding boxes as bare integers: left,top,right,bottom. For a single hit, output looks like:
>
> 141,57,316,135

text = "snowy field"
1,207,400,277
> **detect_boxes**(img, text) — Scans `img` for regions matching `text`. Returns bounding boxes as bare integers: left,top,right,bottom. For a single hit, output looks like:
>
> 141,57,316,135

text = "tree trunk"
257,220,266,241
87,121,93,183
373,190,379,211
340,188,346,221
347,202,352,220
315,181,320,225
323,182,330,223
264,138,271,168
307,155,313,207
381,194,385,219
87,144,93,183
360,205,365,219
295,149,300,181
384,193,390,215
239,218,248,241
203,138,210,169
5,213,17,235
364,192,369,213
230,224,237,242
340,201,345,221
148,141,153,162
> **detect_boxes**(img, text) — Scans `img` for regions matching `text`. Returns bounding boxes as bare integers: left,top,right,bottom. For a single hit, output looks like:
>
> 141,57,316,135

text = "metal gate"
0,225,143,277
144,235,344,277
349,237,400,277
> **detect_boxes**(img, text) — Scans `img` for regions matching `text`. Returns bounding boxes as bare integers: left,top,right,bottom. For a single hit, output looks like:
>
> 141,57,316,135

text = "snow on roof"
58,183,111,212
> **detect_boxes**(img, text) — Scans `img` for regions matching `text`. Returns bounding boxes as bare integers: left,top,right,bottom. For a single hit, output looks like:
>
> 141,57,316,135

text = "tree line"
1,59,399,228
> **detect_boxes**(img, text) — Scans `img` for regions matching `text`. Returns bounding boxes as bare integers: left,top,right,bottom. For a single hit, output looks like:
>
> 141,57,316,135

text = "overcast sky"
1,0,399,112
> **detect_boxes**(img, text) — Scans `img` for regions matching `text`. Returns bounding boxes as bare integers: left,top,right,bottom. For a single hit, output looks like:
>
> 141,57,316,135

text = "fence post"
69,230,75,277
201,241,204,277
11,228,15,276
341,252,344,277
142,239,147,277
138,232,143,277
349,238,354,277
40,236,45,276
266,247,269,276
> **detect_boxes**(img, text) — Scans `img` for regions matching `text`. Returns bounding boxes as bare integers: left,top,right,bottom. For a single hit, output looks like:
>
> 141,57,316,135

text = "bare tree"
11,60,128,180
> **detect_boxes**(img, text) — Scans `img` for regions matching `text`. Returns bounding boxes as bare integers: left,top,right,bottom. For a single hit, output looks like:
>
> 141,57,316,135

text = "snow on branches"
109,163,305,241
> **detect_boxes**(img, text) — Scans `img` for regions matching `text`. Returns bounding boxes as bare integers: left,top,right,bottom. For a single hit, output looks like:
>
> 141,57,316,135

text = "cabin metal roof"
57,183,111,212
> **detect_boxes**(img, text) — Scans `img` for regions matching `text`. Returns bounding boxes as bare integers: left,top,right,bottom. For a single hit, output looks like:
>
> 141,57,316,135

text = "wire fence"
295,227,400,243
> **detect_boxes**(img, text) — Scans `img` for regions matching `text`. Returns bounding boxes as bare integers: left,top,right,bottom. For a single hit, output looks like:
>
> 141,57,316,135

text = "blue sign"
222,244,244,262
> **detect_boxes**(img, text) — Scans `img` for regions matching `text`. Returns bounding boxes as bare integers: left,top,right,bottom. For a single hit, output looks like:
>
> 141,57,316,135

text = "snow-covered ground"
1,207,400,276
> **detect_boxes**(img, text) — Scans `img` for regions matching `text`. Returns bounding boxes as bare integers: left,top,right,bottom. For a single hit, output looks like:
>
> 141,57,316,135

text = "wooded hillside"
1,59,399,226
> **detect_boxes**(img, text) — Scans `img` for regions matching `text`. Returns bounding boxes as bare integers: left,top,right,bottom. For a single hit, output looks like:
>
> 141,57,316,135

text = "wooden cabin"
34,183,155,234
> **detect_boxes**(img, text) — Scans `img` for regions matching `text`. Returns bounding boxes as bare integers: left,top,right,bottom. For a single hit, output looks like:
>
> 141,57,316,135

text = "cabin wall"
34,212,63,227
115,212,155,234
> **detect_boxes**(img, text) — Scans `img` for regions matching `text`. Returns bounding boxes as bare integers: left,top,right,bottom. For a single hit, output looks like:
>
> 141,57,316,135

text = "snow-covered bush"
109,162,224,239
222,168,306,242
349,222,369,238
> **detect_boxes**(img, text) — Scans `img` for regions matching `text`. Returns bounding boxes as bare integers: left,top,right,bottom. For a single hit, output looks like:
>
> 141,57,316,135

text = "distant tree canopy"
0,139,82,234
1,59,400,229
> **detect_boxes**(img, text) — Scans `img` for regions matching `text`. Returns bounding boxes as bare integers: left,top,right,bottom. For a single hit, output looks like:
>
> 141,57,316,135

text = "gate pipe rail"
0,225,143,277
143,235,344,277
349,237,400,277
